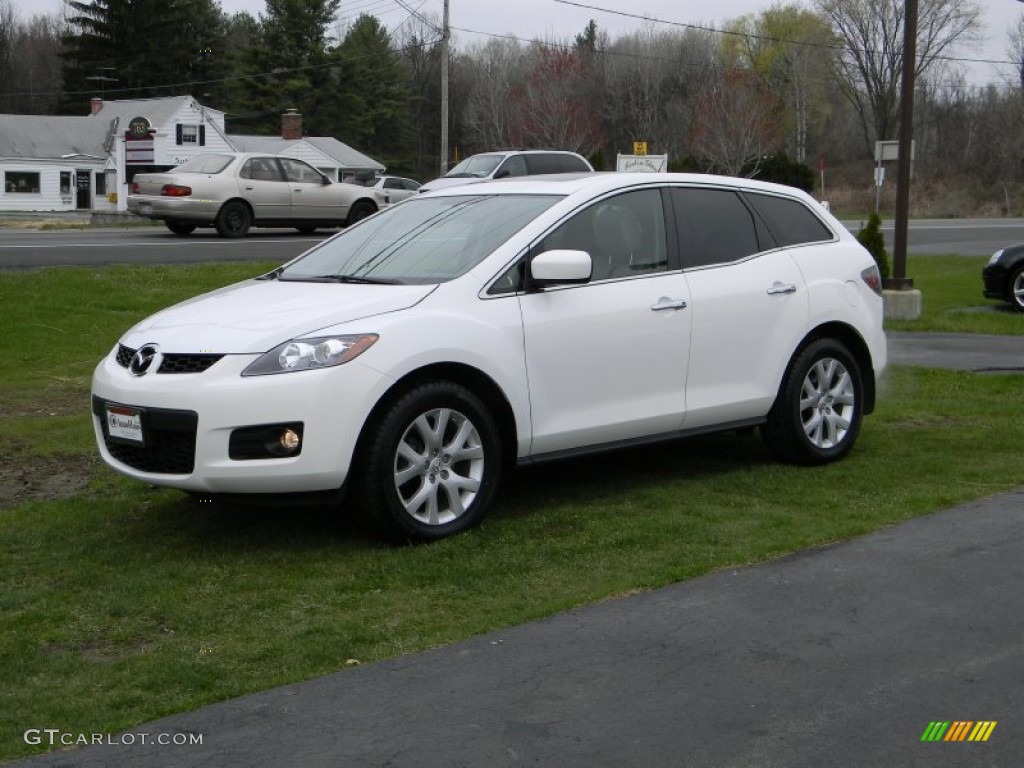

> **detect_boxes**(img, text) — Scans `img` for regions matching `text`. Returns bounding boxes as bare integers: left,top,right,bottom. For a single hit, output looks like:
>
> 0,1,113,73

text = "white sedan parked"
368,175,422,206
93,173,886,541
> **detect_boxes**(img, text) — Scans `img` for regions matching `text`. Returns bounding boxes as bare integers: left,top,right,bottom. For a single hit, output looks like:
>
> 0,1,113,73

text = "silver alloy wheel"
799,357,856,449
1013,269,1024,309
392,407,485,526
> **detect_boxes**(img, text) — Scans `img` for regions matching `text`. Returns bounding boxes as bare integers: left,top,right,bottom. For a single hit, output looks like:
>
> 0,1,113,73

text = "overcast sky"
14,0,1024,87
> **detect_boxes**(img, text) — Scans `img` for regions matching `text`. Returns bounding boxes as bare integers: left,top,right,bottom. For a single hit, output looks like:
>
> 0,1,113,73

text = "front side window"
280,158,323,183
670,188,761,269
496,155,528,178
537,188,668,281
280,194,560,285
5,171,40,194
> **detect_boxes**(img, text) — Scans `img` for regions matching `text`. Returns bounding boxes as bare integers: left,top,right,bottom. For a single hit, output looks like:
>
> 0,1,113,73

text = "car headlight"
242,334,378,376
987,249,1004,266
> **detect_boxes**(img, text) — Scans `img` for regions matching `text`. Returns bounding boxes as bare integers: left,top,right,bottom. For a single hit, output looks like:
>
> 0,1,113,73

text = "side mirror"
321,175,332,186
493,169,510,179
530,249,592,287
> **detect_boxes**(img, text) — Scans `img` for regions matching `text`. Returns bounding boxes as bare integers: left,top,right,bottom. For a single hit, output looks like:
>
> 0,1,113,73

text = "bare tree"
814,0,982,152
690,70,783,176
1009,12,1024,90
460,37,526,150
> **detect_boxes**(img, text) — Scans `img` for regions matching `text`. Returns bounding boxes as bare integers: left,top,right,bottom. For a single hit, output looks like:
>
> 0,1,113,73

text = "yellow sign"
633,141,647,156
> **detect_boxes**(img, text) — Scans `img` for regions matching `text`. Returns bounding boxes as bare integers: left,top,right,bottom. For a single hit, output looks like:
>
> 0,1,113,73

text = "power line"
553,0,1021,69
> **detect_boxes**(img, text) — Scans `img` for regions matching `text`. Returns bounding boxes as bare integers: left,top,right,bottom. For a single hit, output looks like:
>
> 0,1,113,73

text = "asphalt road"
1,218,1024,269
0,227,328,269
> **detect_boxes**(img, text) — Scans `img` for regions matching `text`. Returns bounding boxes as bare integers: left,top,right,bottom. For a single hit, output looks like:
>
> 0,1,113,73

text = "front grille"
115,344,223,374
93,396,198,474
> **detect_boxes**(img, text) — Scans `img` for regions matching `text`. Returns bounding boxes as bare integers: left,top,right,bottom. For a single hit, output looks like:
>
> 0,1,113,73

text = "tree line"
1,0,1022,211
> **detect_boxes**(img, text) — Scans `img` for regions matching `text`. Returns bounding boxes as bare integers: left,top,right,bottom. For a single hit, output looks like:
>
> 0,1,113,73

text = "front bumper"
982,264,1008,300
91,347,391,494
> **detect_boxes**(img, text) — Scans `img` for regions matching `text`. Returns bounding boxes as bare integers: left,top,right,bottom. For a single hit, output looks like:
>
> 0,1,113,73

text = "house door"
75,170,91,210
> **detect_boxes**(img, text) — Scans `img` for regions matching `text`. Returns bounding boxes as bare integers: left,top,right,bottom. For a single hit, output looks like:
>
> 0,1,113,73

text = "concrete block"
883,288,922,321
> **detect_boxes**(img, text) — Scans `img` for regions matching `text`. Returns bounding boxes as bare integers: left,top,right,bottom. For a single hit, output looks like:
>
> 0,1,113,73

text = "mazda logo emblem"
129,343,162,376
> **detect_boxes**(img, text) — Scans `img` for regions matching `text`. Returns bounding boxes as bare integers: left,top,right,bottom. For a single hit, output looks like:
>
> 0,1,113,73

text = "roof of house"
90,95,224,127
228,135,385,171
0,115,107,160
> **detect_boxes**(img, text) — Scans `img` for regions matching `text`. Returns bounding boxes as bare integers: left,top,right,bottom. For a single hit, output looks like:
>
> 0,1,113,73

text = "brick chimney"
281,108,302,140
90,97,103,115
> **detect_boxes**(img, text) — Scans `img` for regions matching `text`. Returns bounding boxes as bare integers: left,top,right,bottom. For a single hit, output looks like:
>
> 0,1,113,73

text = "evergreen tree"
59,0,227,113
326,14,413,171
230,0,339,135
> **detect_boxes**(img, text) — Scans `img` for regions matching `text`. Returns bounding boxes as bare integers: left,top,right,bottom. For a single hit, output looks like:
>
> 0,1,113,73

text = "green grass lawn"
1,255,1022,760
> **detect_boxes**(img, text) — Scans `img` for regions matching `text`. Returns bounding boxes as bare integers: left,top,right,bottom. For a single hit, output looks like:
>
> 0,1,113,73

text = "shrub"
856,211,891,278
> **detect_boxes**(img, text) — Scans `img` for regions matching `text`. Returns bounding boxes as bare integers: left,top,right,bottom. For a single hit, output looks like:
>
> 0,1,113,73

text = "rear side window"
744,192,833,247
526,154,589,174
670,188,761,268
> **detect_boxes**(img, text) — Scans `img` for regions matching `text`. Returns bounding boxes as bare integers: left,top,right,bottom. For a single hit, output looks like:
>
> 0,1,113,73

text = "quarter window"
744,193,833,247
670,188,761,269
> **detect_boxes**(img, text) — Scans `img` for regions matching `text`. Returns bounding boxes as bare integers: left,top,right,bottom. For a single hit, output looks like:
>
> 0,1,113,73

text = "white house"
0,98,385,214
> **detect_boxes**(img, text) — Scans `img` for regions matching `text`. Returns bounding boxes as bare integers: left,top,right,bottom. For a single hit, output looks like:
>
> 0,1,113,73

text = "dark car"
983,245,1024,312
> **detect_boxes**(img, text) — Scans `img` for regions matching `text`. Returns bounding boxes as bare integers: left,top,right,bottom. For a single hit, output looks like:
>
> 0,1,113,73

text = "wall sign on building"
125,116,156,164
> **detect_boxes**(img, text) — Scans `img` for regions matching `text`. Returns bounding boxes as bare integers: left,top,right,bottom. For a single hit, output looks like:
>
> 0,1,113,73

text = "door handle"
767,282,797,295
650,298,688,311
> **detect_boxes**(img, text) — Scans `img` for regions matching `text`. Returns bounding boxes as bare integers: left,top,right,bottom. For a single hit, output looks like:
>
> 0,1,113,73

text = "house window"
96,173,107,195
5,172,41,194
175,124,205,146
60,171,72,194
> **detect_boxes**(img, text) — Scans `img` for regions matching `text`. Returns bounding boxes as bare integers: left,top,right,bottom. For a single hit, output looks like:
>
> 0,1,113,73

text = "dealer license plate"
106,405,144,444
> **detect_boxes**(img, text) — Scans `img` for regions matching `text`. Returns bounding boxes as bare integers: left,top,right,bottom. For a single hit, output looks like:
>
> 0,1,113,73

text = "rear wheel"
346,201,376,226
215,201,251,238
1009,265,1024,312
762,338,863,465
356,381,501,543
165,220,196,236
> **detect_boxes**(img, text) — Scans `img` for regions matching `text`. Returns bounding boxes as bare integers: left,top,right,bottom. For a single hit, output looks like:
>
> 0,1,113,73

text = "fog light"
279,428,301,452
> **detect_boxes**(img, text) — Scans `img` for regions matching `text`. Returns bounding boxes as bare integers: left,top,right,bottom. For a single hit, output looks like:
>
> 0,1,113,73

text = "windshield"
279,194,559,285
444,154,503,179
173,154,234,174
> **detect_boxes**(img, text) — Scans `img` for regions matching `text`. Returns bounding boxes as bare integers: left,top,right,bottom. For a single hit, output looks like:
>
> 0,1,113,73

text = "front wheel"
215,201,252,238
355,381,501,542
1009,265,1024,312
762,338,863,465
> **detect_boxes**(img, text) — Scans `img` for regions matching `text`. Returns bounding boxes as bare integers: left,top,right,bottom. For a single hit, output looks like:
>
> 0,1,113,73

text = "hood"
122,279,436,353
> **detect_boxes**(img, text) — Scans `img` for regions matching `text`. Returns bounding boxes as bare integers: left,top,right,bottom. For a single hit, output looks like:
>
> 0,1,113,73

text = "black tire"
355,381,502,543
165,220,196,236
1009,264,1024,312
215,201,252,238
346,201,376,227
762,338,863,465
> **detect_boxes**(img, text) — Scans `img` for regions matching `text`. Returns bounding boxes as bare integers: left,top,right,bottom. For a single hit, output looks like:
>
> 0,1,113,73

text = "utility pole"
440,0,450,176
890,0,917,291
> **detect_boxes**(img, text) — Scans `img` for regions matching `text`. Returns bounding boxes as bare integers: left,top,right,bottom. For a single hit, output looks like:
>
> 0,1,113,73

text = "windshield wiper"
283,273,400,284
256,266,285,280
